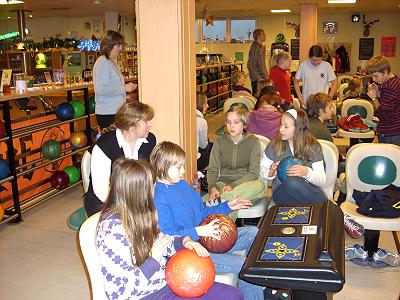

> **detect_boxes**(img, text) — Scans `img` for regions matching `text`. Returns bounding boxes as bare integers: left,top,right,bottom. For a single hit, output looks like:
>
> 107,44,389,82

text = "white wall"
196,13,400,75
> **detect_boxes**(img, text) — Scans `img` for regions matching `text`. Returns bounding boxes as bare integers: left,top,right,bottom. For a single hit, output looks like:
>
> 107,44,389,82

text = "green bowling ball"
89,96,95,114
70,100,85,118
63,166,81,185
42,140,61,160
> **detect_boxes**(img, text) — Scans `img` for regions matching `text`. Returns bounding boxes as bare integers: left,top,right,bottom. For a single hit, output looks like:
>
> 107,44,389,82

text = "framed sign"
381,36,396,57
359,38,374,60
323,22,338,34
290,39,300,60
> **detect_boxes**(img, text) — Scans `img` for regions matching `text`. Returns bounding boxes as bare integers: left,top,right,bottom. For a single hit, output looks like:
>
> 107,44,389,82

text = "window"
202,20,226,41
231,19,256,42
195,21,199,43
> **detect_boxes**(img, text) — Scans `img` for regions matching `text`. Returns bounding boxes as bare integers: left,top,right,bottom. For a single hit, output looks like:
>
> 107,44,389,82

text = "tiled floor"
0,111,399,300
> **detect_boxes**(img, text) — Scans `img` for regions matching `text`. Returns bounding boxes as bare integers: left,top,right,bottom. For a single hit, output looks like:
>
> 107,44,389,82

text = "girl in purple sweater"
96,158,242,299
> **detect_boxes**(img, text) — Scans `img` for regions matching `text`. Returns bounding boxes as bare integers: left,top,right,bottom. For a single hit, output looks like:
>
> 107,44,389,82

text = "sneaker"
345,244,368,261
369,254,388,268
344,214,365,239
372,249,400,267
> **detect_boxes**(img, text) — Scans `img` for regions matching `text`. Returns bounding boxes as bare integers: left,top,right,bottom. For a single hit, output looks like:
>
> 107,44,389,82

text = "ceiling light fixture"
327,0,356,3
0,0,24,4
271,9,291,13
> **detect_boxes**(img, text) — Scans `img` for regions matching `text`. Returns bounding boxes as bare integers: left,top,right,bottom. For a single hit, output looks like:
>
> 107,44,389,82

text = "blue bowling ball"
55,103,74,121
277,156,306,182
0,159,10,180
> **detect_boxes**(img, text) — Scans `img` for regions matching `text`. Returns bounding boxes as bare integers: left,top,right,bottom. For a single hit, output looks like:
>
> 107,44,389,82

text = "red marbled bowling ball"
199,214,238,253
50,171,70,190
166,249,215,298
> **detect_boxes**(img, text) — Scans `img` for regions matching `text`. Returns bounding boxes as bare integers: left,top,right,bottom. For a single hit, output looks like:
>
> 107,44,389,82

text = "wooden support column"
136,0,197,181
299,3,318,62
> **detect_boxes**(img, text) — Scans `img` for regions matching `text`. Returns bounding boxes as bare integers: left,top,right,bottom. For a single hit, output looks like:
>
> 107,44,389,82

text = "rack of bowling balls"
0,86,96,224
196,62,243,113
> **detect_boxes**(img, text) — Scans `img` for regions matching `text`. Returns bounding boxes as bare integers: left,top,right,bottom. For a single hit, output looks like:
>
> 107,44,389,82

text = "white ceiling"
0,0,399,20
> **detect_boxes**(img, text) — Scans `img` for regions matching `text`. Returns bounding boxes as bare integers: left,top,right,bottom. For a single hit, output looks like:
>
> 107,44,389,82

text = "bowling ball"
277,156,306,182
69,131,88,148
199,214,237,253
0,159,10,180
166,249,215,298
0,120,5,138
70,100,85,118
212,85,217,96
222,84,228,93
63,166,81,185
0,204,4,221
202,74,207,84
205,90,212,99
42,140,61,160
89,96,95,114
50,171,70,190
55,103,74,121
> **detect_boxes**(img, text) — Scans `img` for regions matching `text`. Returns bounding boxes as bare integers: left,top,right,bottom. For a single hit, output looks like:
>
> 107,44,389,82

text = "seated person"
248,91,283,140
196,92,212,171
255,78,275,98
343,78,363,101
260,108,327,205
84,101,156,217
231,70,252,95
151,141,263,300
207,106,266,221
97,158,243,300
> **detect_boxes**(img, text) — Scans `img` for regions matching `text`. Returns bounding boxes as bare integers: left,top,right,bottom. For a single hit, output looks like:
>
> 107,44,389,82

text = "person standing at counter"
93,30,137,129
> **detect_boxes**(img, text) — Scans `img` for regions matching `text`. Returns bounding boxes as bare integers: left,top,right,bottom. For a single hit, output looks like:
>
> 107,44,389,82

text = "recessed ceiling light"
271,9,291,13
0,0,24,4
328,0,356,3
7,16,11,19
29,14,32,17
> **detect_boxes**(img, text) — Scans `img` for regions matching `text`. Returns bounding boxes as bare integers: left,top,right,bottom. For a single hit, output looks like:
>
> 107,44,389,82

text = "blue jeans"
378,134,400,146
273,177,327,205
210,226,264,300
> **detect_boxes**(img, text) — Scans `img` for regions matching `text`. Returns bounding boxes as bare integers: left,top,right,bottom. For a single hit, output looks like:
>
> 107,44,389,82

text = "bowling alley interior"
0,0,400,299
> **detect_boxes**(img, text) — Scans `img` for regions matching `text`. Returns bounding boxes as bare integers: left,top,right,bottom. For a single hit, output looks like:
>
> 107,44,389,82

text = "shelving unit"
118,46,138,78
0,83,93,224
196,61,243,112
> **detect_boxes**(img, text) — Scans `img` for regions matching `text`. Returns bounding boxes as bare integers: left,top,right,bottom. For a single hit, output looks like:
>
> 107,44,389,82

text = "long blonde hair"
102,158,158,266
272,109,320,162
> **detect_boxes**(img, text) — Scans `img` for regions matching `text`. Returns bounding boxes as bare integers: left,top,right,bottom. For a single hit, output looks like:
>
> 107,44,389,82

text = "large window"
195,21,199,43
231,19,256,42
202,20,226,41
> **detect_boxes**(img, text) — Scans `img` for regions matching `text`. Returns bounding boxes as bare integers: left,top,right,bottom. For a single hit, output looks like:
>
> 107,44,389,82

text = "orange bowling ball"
0,204,4,221
166,249,215,298
69,131,88,148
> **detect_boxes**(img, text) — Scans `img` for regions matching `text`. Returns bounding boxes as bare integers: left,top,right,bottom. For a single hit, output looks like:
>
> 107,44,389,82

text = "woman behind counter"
93,30,137,129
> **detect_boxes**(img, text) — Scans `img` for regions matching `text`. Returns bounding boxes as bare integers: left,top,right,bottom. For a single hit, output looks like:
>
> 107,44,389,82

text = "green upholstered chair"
67,151,90,231
337,74,353,86
337,99,375,140
231,90,257,105
338,83,349,103
341,143,400,253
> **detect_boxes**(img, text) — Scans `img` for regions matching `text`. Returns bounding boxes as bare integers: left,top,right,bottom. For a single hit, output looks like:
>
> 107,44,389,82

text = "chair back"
345,143,400,204
318,140,339,200
253,134,270,155
338,83,349,102
223,97,254,113
79,212,108,300
81,151,91,193
341,99,374,120
337,74,353,86
232,91,257,105
292,98,301,109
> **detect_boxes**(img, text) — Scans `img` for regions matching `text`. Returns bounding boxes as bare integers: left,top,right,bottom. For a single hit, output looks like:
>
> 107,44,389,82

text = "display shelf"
196,60,243,112
0,84,93,223
0,136,10,143
0,211,19,225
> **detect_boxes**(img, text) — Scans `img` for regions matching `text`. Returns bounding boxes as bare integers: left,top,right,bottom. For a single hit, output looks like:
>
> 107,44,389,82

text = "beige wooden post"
299,3,318,62
136,0,197,181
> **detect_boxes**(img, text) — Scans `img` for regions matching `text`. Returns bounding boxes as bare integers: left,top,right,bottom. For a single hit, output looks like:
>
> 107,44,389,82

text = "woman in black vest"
84,101,156,216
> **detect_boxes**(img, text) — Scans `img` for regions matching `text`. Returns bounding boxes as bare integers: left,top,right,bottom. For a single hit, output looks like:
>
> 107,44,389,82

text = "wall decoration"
323,22,338,34
319,42,351,72
381,37,396,57
286,22,300,39
362,15,379,37
359,38,374,60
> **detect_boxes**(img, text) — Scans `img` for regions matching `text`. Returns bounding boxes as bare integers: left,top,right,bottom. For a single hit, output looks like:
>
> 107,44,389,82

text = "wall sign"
359,38,374,60
323,22,338,34
381,37,396,57
291,39,300,60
